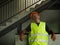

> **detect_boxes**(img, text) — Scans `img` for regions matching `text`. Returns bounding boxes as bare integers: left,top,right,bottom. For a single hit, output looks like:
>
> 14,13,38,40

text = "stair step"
30,8,35,11
0,22,6,26
7,19,12,22
0,22,13,31
6,22,12,26
0,26,6,31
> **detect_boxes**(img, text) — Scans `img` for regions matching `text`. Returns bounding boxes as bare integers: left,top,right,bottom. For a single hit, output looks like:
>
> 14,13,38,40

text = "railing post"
25,0,26,9
1,6,6,26
0,7,2,25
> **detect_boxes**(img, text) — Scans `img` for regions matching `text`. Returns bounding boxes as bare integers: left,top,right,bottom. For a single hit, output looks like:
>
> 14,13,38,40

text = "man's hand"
20,30,26,41
20,34,25,41
51,33,56,41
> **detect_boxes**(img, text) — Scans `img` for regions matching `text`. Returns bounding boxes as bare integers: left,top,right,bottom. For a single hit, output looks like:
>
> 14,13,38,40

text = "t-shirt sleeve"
25,24,31,32
46,24,49,32
46,24,53,34
46,24,50,34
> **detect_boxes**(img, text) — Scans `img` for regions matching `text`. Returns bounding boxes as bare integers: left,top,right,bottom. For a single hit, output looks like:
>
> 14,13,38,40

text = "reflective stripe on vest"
29,21,48,45
29,33,48,36
29,39,48,42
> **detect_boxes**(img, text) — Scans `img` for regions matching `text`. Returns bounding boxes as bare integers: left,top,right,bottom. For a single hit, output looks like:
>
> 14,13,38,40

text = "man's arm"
20,24,31,41
46,25,53,34
46,25,56,41
20,29,26,41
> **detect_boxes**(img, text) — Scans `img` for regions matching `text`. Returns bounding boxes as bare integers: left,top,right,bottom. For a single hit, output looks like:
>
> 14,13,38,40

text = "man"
20,12,56,45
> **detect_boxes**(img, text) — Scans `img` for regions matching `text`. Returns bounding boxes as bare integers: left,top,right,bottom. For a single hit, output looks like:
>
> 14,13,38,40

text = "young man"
20,12,56,45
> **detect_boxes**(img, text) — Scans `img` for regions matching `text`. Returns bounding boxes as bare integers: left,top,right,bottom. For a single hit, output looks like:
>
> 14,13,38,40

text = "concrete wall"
0,28,17,45
41,10,60,33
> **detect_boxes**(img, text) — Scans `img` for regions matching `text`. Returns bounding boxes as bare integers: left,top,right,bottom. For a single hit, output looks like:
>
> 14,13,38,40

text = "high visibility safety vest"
28,21,48,45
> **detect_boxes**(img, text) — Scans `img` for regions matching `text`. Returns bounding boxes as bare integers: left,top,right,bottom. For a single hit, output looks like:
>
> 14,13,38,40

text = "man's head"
30,12,40,23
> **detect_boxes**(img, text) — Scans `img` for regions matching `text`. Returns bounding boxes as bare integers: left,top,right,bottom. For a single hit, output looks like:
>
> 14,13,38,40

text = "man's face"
32,13,40,23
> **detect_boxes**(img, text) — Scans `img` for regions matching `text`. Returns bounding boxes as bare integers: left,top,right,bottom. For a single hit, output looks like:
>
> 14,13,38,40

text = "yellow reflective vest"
29,21,48,45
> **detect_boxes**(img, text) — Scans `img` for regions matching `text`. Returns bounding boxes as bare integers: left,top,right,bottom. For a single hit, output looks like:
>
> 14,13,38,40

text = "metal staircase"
0,0,57,37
